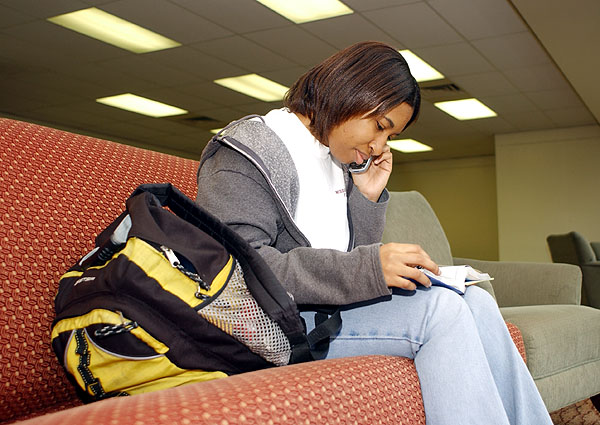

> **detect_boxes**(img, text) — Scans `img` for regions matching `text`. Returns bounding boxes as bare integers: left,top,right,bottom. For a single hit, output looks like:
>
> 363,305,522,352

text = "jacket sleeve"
347,180,390,247
196,146,392,306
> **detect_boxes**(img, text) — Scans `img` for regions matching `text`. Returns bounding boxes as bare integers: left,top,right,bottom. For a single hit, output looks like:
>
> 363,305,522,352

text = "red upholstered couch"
0,118,525,424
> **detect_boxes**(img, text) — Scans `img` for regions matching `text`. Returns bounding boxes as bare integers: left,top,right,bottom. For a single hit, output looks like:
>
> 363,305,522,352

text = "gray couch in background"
547,231,600,308
592,242,600,260
383,191,600,413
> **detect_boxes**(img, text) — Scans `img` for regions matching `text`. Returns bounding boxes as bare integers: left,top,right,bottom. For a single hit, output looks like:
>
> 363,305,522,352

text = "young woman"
196,41,551,425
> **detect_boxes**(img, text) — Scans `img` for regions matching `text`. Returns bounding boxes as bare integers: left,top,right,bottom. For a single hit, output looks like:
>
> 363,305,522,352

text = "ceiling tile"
0,32,125,79
1,0,88,18
12,71,109,99
0,5,36,28
343,0,418,12
427,0,527,40
102,0,232,43
0,79,47,112
479,93,538,115
62,100,146,122
525,89,586,111
411,102,476,135
170,0,290,33
235,102,285,116
464,116,517,134
502,64,571,92
451,71,518,97
96,55,200,87
544,107,597,127
3,21,130,62
472,31,551,71
163,117,222,134
362,2,463,48
190,106,247,124
501,108,556,131
145,46,247,81
0,35,51,75
0,77,83,106
133,87,220,113
414,42,494,77
396,132,493,163
56,63,160,94
24,104,117,131
126,115,197,135
261,66,310,87
80,0,117,4
300,13,399,49
89,119,170,141
164,132,208,156
191,36,297,73
245,26,338,67
180,81,261,108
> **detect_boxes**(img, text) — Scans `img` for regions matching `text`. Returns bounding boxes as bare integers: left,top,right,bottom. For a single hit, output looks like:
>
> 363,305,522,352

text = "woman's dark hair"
284,41,420,143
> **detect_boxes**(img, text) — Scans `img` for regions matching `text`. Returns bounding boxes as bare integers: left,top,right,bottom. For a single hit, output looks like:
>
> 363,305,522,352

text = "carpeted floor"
550,398,600,425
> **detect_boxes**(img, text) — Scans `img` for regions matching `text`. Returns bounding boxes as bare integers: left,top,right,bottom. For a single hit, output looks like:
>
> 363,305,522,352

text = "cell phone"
348,156,373,174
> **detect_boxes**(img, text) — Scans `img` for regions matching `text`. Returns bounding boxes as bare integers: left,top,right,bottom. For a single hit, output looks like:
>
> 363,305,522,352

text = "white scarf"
261,108,349,251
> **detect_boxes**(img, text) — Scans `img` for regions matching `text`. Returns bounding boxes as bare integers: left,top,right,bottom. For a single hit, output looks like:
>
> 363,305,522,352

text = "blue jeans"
301,286,552,425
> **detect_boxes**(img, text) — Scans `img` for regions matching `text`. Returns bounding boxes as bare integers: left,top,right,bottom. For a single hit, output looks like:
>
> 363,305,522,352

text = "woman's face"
326,102,414,165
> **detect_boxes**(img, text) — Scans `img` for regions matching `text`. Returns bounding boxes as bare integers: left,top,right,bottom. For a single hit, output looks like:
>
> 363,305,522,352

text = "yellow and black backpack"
51,183,340,402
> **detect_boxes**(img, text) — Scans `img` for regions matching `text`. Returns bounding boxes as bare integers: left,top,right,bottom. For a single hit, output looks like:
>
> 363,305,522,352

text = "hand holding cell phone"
349,146,393,202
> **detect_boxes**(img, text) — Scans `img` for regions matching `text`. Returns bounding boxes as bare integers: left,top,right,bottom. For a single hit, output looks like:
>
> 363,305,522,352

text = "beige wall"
495,125,600,262
388,155,498,261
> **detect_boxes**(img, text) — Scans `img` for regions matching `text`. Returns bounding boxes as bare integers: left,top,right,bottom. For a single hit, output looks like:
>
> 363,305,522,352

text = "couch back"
382,191,453,266
0,119,200,423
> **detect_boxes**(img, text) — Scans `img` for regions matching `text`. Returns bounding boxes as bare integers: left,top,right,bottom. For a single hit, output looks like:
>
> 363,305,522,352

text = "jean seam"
335,336,422,345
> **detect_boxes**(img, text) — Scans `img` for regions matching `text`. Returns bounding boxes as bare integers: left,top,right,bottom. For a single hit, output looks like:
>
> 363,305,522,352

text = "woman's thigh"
301,286,474,359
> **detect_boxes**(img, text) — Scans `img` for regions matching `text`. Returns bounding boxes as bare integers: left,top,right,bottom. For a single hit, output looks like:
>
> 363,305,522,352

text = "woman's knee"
462,285,506,327
464,286,500,312
425,287,473,326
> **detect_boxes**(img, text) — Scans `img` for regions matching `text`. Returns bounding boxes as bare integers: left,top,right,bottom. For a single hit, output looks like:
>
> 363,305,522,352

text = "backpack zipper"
159,245,211,296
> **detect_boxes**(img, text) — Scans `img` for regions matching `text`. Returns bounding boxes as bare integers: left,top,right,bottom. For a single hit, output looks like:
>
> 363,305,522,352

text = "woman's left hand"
351,144,393,202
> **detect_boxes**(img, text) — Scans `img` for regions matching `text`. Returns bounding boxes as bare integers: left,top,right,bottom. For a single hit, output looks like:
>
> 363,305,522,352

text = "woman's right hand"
379,243,440,290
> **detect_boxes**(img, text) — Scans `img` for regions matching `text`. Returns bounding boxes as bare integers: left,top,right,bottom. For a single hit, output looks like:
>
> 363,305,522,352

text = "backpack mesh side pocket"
199,261,291,366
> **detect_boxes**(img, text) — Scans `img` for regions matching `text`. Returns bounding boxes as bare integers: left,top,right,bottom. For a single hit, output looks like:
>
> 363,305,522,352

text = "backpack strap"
290,309,342,362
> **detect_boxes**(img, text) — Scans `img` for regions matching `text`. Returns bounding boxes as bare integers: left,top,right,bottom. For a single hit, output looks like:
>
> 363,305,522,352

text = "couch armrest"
453,258,582,307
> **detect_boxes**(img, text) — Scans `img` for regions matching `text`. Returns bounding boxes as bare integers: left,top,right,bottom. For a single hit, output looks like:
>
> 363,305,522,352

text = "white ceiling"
0,0,598,162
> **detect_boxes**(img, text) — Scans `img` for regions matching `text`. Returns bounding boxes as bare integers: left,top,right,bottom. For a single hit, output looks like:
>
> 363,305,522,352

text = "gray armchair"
383,191,600,413
547,231,600,308
591,241,600,260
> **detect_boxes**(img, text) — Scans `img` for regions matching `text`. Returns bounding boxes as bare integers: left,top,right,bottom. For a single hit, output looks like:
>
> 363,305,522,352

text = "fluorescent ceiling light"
214,74,289,102
434,98,497,120
96,93,188,117
388,139,433,153
210,128,224,134
399,50,444,82
255,0,353,23
48,7,181,53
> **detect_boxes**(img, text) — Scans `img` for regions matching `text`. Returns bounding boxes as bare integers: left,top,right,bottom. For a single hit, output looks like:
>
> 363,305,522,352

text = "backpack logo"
74,276,96,286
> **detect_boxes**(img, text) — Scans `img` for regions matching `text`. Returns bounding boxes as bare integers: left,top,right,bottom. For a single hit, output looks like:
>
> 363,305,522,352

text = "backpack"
51,183,340,402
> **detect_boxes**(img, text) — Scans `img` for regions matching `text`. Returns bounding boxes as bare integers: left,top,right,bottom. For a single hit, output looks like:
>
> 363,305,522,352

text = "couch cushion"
16,356,426,425
500,304,600,411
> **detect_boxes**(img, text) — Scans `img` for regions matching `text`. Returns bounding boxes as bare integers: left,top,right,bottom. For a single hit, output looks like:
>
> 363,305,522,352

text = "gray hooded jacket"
196,117,392,305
